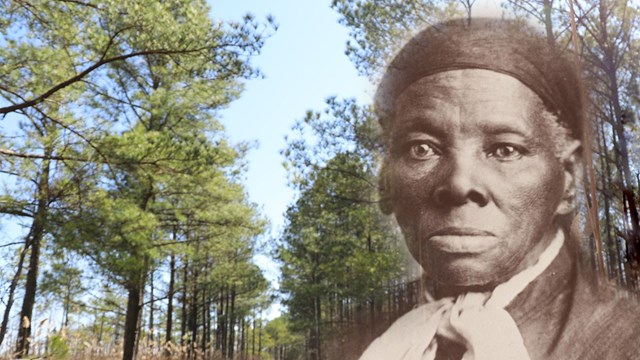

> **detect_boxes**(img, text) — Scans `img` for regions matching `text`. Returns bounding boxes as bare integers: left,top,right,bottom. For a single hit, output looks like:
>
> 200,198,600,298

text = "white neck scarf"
359,230,565,360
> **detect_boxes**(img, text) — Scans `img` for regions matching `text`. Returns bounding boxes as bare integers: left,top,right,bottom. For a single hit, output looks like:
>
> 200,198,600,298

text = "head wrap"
375,18,584,141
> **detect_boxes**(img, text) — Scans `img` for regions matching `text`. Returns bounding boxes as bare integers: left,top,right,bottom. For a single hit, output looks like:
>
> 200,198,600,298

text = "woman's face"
386,69,577,288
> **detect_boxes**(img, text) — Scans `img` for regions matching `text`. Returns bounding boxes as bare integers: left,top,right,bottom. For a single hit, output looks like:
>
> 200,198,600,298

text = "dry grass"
0,323,267,360
0,341,265,360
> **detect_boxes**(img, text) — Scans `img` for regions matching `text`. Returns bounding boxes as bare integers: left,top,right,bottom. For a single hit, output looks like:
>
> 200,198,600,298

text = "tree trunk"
597,1,639,265
309,295,322,360
188,263,198,357
15,156,50,358
251,314,256,357
222,285,229,356
148,270,155,349
216,285,224,351
258,317,262,359
239,317,245,359
228,286,236,359
164,252,175,357
0,233,31,347
201,288,208,355
114,311,122,345
597,119,616,279
122,274,146,360
180,259,188,347
63,283,71,328
542,0,554,46
97,311,105,344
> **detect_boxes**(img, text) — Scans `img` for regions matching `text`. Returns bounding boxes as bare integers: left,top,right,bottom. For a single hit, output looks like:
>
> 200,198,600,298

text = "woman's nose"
432,152,489,208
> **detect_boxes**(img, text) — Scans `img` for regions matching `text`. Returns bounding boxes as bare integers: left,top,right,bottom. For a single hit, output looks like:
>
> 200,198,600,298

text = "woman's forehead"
397,69,541,101
393,69,544,134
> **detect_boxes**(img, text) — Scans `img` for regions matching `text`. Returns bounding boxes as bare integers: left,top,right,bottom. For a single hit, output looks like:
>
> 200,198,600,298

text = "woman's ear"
556,140,582,216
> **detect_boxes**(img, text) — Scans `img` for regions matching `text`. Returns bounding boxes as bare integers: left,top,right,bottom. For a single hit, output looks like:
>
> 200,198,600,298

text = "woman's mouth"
427,227,498,253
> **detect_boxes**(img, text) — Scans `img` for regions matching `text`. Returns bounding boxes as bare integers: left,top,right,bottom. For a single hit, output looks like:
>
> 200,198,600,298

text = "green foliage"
47,331,70,360
283,97,382,189
38,247,85,327
55,189,159,287
262,316,305,360
331,0,462,76
279,98,405,353
0,0,274,357
8,0,274,291
0,0,274,117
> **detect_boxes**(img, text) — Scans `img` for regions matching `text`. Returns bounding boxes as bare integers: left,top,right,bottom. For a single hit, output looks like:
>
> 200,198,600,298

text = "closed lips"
429,227,495,237
427,228,498,253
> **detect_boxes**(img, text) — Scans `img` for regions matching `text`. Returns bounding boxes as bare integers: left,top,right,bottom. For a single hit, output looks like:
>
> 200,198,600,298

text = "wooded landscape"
0,0,638,359
279,0,640,359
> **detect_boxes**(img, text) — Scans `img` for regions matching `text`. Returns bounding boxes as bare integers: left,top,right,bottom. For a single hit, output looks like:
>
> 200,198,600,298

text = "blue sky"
211,0,372,233
210,1,374,316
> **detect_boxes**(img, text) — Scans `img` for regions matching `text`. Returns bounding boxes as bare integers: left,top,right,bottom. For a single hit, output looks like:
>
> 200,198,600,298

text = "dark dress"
506,242,640,359
358,240,640,359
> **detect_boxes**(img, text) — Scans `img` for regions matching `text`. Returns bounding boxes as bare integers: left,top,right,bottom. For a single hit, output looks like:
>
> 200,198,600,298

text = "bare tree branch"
0,43,209,116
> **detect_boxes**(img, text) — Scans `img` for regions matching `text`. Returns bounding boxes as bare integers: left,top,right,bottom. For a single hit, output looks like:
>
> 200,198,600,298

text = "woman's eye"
489,144,525,160
408,142,438,160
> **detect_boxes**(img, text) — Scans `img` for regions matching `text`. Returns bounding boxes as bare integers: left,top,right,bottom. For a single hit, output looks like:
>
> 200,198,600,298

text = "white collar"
359,230,565,360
